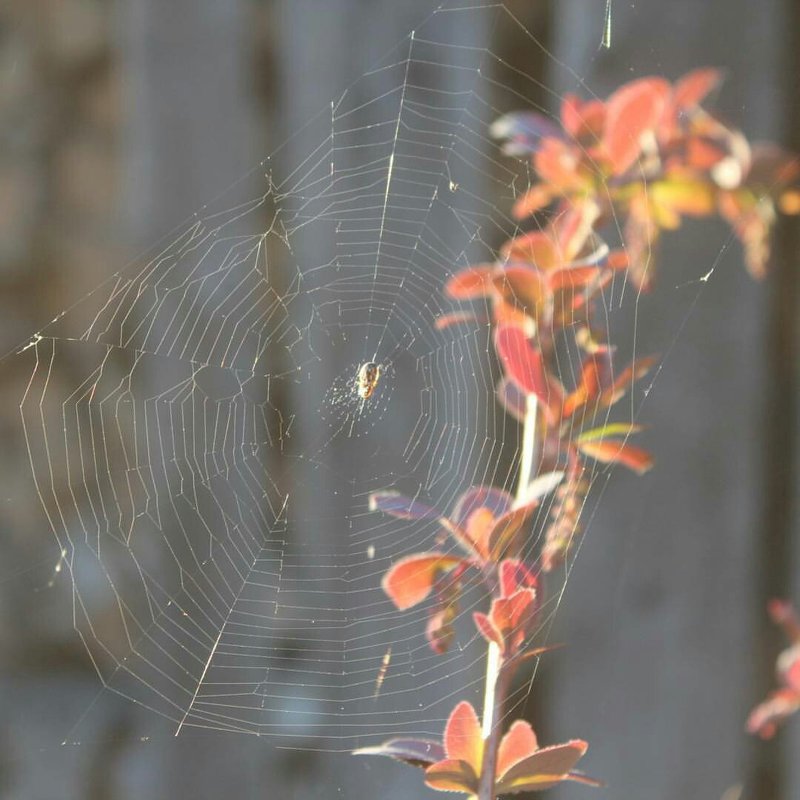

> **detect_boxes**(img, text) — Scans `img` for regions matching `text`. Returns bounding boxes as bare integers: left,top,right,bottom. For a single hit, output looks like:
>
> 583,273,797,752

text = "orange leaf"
474,611,504,650
494,326,563,420
495,740,588,793
534,139,587,189
779,189,800,215
500,232,559,269
465,506,496,560
576,439,653,474
445,265,495,299
487,506,536,562
599,354,658,408
512,185,555,219
492,266,547,321
560,95,605,140
435,310,486,330
497,720,539,778
424,758,479,794
444,701,484,772
603,77,670,173
382,553,465,611
673,68,723,111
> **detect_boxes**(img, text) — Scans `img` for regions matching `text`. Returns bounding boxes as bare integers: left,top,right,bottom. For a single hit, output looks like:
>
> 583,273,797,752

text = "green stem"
478,394,538,800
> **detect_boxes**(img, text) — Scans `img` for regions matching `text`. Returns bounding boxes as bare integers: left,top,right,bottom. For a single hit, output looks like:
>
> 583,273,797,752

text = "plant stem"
478,393,539,800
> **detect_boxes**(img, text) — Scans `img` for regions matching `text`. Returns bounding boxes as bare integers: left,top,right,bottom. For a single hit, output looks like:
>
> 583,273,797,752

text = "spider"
356,361,382,400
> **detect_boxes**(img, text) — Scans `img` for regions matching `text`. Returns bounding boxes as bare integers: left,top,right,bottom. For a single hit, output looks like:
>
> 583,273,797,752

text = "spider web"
10,1,686,752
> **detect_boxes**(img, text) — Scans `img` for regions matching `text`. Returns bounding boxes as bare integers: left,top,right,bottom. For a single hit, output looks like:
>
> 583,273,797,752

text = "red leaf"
492,266,547,323
599,354,658,408
435,311,485,330
512,185,555,219
603,77,670,173
443,701,483,772
487,506,537,562
547,265,604,293
489,589,538,653
500,233,559,269
498,559,538,597
452,486,513,529
445,265,495,299
746,689,800,739
353,738,446,768
424,758,478,794
497,720,539,778
780,646,800,693
382,553,465,611
563,351,613,418
494,326,563,419
768,599,800,643
673,68,723,112
576,439,654,474
560,95,605,140
474,611,504,650
427,606,457,654
534,139,587,189
495,740,589,793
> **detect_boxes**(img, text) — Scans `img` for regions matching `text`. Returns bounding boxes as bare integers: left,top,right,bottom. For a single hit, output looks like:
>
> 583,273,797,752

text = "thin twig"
477,393,538,800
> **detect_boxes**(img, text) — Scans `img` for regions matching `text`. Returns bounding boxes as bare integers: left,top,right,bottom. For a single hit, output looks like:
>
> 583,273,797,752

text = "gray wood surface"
0,1,796,799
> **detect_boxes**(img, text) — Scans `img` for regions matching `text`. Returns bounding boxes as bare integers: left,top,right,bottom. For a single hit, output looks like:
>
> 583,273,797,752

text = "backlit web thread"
15,2,648,747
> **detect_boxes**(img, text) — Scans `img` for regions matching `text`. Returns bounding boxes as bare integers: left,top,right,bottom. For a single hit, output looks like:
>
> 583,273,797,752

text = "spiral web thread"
13,2,661,749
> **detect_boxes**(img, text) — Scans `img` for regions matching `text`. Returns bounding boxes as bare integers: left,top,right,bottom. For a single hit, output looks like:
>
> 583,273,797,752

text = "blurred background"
0,1,798,799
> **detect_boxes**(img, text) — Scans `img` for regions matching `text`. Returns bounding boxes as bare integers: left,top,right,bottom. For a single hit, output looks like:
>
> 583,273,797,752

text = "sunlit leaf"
603,77,670,173
779,189,800,215
500,233,559,269
599,354,658,407
353,738,445,768
487,506,537,563
560,95,605,140
382,553,465,611
424,758,478,794
779,645,800,693
575,423,644,443
495,740,589,793
576,439,653,474
491,265,547,321
563,351,614,418
369,491,438,520
497,559,538,597
672,67,723,112
474,611,504,649
650,178,717,224
445,265,495,299
452,486,513,531
435,311,486,330
465,506,496,560
427,605,458,655
547,264,604,293
494,325,563,419
496,720,539,778
512,185,556,219
746,689,800,740
534,138,588,189
443,701,483,771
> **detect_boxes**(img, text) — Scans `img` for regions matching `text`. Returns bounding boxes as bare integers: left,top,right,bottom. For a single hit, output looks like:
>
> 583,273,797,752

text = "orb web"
11,1,677,750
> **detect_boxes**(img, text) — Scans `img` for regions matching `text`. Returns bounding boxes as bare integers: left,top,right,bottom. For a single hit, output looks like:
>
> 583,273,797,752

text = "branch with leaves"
356,68,798,798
